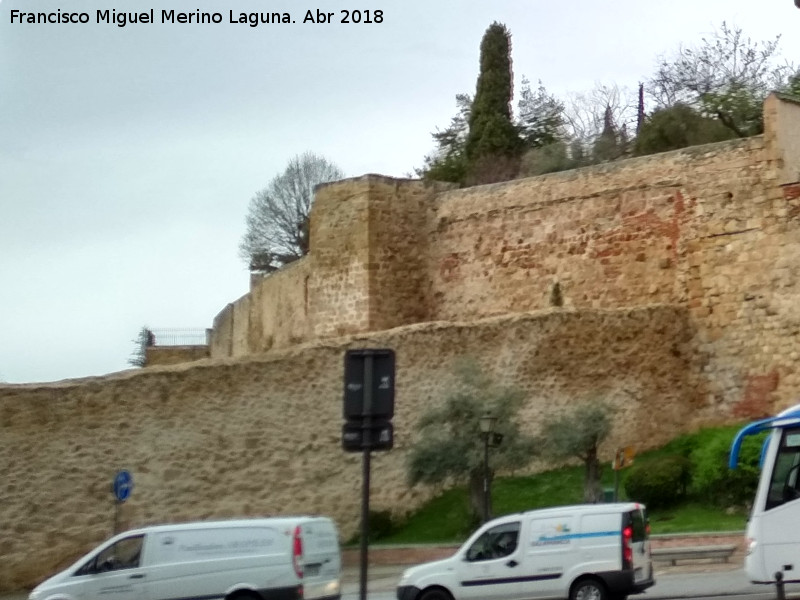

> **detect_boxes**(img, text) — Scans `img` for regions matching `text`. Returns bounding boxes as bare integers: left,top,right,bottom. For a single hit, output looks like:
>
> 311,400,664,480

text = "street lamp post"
479,412,497,523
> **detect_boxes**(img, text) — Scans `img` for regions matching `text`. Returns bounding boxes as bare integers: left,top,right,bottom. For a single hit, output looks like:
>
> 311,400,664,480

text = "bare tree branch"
240,152,344,273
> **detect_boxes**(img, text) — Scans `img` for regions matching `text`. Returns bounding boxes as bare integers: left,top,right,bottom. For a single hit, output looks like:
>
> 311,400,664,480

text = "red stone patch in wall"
783,183,800,201
734,370,780,418
784,184,800,219
440,253,461,282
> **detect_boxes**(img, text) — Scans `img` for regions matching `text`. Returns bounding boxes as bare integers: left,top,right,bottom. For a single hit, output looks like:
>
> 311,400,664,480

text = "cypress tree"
465,22,522,183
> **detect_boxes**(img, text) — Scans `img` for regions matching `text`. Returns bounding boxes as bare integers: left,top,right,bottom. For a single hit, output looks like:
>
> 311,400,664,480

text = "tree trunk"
584,448,603,503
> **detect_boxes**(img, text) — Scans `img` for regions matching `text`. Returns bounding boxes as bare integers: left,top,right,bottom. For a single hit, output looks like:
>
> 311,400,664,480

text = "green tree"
517,77,566,149
240,152,344,273
464,22,523,183
536,402,613,503
649,23,795,137
592,105,629,162
417,93,472,184
407,359,536,524
421,77,565,182
634,103,736,156
785,71,800,97
128,326,153,368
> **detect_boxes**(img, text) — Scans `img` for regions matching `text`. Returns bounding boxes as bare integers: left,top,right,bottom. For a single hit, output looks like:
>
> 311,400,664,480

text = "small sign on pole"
612,447,635,502
113,470,134,502
112,470,133,534
343,348,395,423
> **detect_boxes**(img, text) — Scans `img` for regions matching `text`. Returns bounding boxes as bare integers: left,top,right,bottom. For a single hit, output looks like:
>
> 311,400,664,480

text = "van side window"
75,535,144,576
766,428,800,510
465,522,520,561
628,510,647,542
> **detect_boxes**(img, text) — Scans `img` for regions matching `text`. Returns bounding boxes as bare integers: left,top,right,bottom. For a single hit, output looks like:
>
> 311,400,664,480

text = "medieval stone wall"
208,94,800,415
363,177,451,331
146,345,210,366
1,307,694,591
425,129,800,414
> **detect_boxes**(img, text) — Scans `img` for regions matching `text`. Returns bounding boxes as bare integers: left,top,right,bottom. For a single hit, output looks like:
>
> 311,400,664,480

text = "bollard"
775,571,786,600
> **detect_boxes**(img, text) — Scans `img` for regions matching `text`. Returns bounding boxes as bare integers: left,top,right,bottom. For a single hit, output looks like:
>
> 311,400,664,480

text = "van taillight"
622,525,633,568
293,526,304,578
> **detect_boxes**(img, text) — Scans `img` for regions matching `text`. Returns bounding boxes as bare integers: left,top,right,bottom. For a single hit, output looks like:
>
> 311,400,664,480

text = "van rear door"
624,507,651,585
299,518,341,600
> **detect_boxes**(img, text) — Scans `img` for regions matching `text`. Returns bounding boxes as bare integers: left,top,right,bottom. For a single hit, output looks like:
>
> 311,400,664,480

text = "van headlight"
399,569,410,585
747,538,757,555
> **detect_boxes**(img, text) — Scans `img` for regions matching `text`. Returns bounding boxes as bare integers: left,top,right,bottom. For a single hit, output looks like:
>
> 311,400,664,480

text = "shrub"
690,430,764,507
624,456,691,509
347,510,398,544
368,509,396,541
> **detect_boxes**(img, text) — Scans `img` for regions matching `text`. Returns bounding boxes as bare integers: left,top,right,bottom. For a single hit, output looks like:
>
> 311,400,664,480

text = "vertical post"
483,432,490,523
775,571,786,600
113,500,121,535
359,354,374,600
613,450,620,502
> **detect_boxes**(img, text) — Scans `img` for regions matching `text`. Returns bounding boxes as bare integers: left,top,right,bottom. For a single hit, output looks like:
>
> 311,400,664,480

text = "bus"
729,402,800,584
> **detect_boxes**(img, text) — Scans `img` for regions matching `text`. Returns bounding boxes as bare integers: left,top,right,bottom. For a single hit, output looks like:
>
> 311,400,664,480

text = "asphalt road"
5,565,800,600
340,566,800,600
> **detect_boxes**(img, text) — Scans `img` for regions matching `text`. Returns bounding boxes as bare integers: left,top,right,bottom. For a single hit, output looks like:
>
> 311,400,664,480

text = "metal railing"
148,328,209,347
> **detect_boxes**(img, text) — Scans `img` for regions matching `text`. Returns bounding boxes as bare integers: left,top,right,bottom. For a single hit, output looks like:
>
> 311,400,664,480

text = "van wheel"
419,587,453,600
570,578,607,600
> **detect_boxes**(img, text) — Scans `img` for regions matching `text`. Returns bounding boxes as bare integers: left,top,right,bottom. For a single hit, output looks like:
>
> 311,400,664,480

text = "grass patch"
646,502,748,534
377,425,752,545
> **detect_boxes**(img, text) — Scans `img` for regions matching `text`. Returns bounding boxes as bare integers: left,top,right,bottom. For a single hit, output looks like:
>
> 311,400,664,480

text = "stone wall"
425,136,766,318
425,129,800,414
1,307,695,591
145,345,210,366
209,293,252,358
363,178,451,331
209,94,800,415
247,260,313,353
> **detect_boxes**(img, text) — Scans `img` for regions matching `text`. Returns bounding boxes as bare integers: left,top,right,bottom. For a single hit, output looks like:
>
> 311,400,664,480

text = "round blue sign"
113,470,133,502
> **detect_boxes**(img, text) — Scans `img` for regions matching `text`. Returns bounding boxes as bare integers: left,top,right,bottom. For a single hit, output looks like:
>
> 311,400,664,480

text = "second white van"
397,503,653,600
28,517,341,600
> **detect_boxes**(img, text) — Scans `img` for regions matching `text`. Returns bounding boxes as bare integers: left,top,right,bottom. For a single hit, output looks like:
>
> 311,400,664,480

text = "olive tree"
407,359,536,523
536,401,614,503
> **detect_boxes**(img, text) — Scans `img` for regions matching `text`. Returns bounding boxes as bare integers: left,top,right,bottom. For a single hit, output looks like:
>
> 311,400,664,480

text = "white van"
28,517,341,600
397,503,653,600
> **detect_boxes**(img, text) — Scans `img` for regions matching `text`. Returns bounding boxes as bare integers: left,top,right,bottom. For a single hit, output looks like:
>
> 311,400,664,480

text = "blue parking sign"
112,470,133,503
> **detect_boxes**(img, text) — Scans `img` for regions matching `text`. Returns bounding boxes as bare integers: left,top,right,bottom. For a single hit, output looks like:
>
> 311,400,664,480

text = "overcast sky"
1,0,799,383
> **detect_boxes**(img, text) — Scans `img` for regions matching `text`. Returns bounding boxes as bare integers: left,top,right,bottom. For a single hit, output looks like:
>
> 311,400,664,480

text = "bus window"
766,428,800,510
